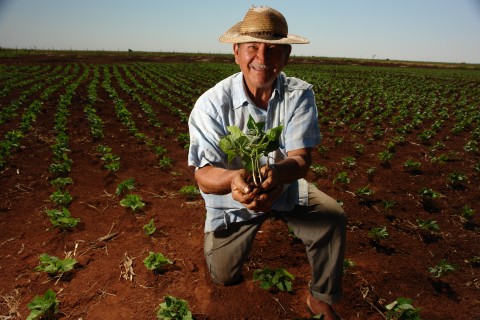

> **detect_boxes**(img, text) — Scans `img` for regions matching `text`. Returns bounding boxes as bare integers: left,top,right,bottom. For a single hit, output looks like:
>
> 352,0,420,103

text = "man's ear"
284,45,292,65
233,43,240,65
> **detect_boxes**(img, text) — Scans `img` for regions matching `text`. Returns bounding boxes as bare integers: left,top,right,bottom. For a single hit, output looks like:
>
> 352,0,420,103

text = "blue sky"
0,0,479,63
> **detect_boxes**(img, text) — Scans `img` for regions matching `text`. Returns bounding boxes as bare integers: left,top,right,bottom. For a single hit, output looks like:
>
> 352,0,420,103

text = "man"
188,6,346,319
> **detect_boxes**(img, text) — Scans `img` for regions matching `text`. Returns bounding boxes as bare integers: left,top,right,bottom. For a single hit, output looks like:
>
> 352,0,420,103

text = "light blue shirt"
188,71,321,232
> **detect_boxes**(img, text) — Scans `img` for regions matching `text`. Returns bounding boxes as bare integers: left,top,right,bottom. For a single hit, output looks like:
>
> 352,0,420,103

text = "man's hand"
231,165,283,213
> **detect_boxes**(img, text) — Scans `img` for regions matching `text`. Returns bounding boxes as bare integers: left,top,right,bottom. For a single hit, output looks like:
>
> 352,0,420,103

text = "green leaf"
26,289,59,320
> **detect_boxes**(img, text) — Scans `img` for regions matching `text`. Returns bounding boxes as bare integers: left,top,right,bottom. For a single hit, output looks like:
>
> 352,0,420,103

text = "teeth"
250,64,268,70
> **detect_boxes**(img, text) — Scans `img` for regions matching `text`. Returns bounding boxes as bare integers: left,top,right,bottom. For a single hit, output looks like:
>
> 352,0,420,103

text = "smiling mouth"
249,64,270,71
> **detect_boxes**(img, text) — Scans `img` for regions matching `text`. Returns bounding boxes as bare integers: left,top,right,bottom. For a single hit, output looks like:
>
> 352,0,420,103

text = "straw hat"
219,6,309,44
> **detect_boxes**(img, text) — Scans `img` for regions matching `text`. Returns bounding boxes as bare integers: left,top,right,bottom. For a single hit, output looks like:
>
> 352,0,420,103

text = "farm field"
0,50,479,320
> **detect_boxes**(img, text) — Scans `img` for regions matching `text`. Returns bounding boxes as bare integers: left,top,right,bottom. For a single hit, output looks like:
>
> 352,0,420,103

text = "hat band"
240,31,287,39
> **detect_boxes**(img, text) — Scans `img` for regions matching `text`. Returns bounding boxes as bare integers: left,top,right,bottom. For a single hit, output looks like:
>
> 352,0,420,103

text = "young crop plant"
381,199,396,212
116,177,135,196
333,171,350,184
48,159,72,177
143,219,157,236
378,150,394,166
144,252,173,273
418,129,436,145
416,218,441,243
416,219,440,233
463,140,479,153
156,295,192,320
343,258,356,274
368,226,389,249
310,164,328,177
177,133,190,149
428,259,456,279
460,205,476,223
26,289,59,320
353,143,365,155
341,156,356,168
178,185,200,200
355,185,375,205
446,172,468,189
366,167,377,180
35,253,77,277
49,189,73,207
158,156,173,170
418,187,442,212
403,159,422,174
45,207,80,230
385,297,422,320
120,194,145,212
253,267,295,292
101,153,121,172
49,177,73,189
219,115,283,189
368,226,389,240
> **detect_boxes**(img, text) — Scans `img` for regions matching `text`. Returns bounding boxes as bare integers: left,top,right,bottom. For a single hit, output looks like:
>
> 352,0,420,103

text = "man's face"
233,42,291,93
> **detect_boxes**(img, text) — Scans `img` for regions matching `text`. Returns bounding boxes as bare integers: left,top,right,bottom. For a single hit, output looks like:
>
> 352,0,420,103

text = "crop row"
0,60,479,319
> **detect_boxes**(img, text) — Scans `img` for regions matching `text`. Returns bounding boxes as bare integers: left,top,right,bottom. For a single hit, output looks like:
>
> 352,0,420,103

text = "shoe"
307,294,341,320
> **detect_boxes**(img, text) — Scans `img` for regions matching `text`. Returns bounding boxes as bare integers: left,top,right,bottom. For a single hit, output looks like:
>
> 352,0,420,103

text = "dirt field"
0,52,479,320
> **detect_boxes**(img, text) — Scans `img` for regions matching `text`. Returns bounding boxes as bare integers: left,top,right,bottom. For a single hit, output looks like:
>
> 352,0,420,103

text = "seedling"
49,190,73,207
253,267,294,292
219,115,283,188
366,167,377,178
385,297,422,320
143,219,156,236
45,207,80,230
156,295,192,320
460,205,476,223
48,160,72,177
446,172,468,189
310,164,328,177
353,143,365,155
341,156,356,168
35,253,77,276
378,150,394,164
333,171,350,184
178,185,200,200
418,187,442,212
416,218,440,243
368,226,389,243
26,289,59,320
101,153,120,171
49,177,73,189
403,159,422,174
343,258,356,274
144,252,173,273
158,156,173,169
356,185,375,201
120,194,145,212
116,177,135,196
416,219,440,233
428,259,456,278
177,132,190,149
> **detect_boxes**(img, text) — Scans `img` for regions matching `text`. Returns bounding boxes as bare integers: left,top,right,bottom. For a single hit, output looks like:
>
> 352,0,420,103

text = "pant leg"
204,214,269,285
279,184,347,305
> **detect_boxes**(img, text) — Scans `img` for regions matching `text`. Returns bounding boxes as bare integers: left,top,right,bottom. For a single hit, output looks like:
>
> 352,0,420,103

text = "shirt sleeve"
188,92,228,169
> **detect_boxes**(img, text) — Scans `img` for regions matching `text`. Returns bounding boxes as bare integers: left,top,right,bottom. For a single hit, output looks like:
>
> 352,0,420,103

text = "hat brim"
219,21,309,44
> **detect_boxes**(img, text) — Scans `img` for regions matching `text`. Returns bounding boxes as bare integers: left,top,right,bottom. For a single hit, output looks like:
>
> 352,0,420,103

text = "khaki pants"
204,184,347,305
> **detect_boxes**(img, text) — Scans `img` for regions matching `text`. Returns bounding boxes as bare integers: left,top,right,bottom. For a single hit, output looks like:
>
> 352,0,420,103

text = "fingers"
230,167,283,213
